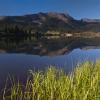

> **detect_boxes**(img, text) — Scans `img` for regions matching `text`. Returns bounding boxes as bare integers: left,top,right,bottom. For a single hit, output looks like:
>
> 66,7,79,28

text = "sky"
0,0,100,19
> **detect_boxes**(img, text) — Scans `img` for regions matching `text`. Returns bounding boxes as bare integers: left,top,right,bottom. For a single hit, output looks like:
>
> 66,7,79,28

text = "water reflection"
1,36,100,55
0,36,100,88
0,36,74,55
0,48,100,85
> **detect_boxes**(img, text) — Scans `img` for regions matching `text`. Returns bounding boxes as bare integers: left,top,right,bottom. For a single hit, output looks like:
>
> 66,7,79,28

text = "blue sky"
0,0,100,19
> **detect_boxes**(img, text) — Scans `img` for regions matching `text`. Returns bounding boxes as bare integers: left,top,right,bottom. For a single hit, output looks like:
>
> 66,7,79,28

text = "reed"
2,61,100,100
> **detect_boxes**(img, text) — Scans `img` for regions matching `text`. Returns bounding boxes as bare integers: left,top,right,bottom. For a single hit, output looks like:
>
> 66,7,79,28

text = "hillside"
0,12,100,33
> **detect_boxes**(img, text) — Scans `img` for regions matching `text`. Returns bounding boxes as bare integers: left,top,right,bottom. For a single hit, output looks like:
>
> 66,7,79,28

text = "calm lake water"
0,48,100,88
0,37,100,89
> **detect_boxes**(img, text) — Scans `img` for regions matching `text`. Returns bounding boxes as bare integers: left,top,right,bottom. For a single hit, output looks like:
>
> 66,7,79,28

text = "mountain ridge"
0,12,100,33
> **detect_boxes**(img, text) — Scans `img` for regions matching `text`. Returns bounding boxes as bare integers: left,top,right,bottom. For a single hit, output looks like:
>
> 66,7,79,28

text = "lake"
0,36,100,89
0,48,100,88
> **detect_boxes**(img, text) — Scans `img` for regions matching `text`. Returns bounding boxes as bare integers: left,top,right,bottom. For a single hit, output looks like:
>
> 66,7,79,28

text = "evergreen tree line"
0,24,34,37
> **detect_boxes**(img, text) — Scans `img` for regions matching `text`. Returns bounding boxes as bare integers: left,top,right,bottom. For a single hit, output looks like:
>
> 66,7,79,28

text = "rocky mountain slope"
0,12,100,33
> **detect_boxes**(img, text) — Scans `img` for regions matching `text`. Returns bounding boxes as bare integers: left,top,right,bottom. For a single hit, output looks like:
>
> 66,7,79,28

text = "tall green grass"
2,61,100,100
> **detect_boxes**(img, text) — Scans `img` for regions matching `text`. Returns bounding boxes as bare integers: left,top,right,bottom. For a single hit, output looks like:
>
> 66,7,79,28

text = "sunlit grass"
2,61,100,100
